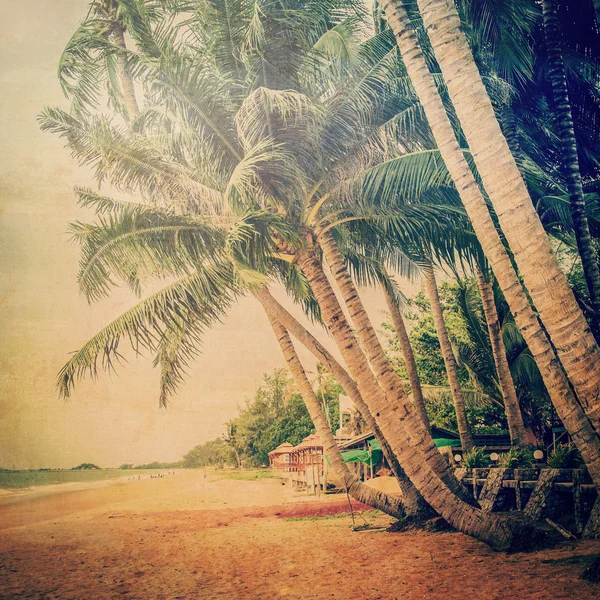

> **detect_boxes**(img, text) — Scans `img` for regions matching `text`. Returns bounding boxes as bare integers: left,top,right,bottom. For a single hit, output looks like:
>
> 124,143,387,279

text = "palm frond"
71,207,227,301
421,384,501,409
58,261,238,399
39,108,225,212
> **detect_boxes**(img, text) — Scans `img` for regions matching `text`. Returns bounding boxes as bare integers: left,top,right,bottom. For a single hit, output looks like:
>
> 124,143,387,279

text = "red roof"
268,442,295,456
293,434,322,451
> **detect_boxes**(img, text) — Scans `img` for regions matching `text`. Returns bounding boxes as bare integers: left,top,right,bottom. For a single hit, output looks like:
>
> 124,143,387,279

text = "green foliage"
216,368,340,468
546,444,582,469
72,463,100,470
497,447,534,468
461,447,490,468
385,285,508,435
384,275,555,438
421,389,507,435
118,463,134,470
183,438,231,468
390,288,472,388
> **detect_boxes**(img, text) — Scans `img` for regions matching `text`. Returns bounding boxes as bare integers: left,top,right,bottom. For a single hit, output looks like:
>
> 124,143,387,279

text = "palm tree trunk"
112,25,140,121
422,265,474,452
253,286,430,518
298,244,540,551
541,0,600,336
319,233,471,499
499,106,523,170
414,0,600,423
265,312,407,520
382,283,430,432
380,0,600,495
475,268,529,448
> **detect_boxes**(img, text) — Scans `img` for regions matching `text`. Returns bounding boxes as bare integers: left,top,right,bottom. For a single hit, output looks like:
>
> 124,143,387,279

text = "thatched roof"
268,442,295,456
293,434,322,451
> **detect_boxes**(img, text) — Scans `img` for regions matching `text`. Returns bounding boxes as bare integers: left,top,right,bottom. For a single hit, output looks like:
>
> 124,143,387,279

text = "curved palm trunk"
112,25,140,120
414,0,600,423
319,233,471,500
265,312,407,520
422,266,474,451
380,0,600,496
298,245,539,551
475,268,529,448
382,284,430,432
542,0,600,335
499,106,523,170
254,286,430,517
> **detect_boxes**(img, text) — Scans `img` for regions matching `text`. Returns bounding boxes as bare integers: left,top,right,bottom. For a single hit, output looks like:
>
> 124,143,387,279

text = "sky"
0,0,417,470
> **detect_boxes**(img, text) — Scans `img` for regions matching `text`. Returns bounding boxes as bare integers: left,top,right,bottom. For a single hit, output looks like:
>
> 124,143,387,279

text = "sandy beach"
0,470,599,599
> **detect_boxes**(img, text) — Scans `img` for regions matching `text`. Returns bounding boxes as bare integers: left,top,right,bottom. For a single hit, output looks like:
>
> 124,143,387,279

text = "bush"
497,447,534,468
461,447,490,468
547,444,582,468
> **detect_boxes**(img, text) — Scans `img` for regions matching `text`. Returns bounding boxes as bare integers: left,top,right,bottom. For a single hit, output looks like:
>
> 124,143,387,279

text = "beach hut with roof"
291,434,328,493
268,442,295,472
292,434,322,477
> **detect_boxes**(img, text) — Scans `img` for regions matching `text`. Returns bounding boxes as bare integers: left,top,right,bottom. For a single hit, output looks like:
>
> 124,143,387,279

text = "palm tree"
422,264,474,451
540,0,600,334
223,422,243,468
59,0,142,120
265,311,407,519
475,267,529,448
379,0,600,495
297,238,541,550
253,286,429,518
46,0,472,488
380,273,430,432
411,0,600,420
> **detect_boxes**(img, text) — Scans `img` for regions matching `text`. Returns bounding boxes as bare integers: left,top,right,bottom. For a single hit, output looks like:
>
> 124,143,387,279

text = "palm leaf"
58,261,238,399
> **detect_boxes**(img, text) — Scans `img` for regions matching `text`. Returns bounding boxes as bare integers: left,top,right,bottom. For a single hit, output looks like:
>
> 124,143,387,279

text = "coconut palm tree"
379,0,600,498
475,267,530,448
58,0,144,120
422,263,474,451
410,0,600,421
265,312,407,519
540,0,600,333
253,286,430,518
296,236,542,550
55,188,419,517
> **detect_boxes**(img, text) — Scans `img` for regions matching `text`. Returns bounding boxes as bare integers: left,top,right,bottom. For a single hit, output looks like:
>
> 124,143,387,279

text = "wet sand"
1,470,599,599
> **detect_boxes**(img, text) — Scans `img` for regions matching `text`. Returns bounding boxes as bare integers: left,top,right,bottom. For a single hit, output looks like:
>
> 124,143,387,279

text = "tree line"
182,369,340,468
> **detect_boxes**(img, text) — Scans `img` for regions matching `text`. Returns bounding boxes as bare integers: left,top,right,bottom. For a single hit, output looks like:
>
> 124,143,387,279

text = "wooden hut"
268,442,295,472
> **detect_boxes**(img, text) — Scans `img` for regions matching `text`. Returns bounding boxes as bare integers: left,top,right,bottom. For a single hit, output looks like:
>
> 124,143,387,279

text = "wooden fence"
456,467,596,533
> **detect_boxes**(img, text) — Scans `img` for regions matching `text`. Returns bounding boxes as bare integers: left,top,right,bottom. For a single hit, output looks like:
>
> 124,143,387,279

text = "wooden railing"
456,467,596,534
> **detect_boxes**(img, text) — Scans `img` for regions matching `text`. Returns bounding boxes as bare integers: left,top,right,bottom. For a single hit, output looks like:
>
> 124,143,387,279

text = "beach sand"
1,470,599,599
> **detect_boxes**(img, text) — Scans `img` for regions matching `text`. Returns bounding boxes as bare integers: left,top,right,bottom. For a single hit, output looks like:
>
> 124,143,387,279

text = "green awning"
367,439,381,451
340,448,382,465
433,438,461,448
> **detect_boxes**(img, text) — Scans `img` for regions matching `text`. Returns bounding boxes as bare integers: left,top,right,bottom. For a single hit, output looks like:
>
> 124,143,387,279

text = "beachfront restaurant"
338,426,513,473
